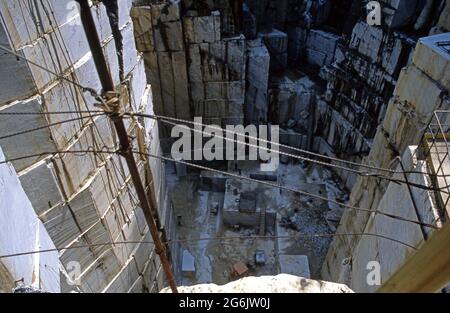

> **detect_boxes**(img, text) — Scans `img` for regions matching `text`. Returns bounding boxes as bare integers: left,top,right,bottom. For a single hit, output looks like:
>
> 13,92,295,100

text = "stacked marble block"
132,1,246,146
288,18,340,66
131,0,190,154
245,38,270,124
0,0,173,293
273,74,317,151
184,10,246,126
183,0,243,36
245,0,335,41
275,75,313,129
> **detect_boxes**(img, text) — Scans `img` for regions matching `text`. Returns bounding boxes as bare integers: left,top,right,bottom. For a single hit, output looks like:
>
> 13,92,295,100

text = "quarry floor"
167,161,348,286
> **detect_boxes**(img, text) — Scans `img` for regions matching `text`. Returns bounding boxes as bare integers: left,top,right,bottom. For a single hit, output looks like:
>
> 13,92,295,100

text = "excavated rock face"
312,0,448,188
241,0,448,187
430,0,450,34
131,0,449,172
316,21,417,160
132,0,449,180
323,33,450,291
131,1,448,289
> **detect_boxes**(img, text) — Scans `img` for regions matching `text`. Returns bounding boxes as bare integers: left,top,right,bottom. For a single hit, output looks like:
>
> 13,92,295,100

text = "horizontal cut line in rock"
0,232,419,260
0,149,439,229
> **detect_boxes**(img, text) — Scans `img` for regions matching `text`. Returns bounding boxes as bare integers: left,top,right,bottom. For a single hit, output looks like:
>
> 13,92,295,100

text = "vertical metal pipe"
398,157,429,240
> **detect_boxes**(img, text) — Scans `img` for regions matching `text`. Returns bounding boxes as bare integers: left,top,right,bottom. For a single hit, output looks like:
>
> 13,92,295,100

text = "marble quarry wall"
347,146,444,292
241,0,448,182
0,0,447,293
132,0,449,291
0,147,60,293
0,0,180,292
322,32,450,291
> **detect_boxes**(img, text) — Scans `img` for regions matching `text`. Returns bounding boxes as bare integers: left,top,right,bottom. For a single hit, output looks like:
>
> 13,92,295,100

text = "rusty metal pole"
76,0,178,293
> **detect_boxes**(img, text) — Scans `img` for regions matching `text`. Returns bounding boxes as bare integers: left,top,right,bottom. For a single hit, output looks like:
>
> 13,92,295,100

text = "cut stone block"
259,29,288,72
183,11,221,44
74,248,122,292
0,96,56,172
232,262,249,277
128,56,148,112
239,192,257,213
255,250,266,266
40,203,82,248
279,255,311,278
131,6,154,52
182,250,196,277
150,0,181,25
122,23,139,78
0,25,36,105
104,256,140,293
133,232,152,274
19,160,64,215
349,21,405,76
246,39,270,123
412,33,450,87
154,21,184,52
305,30,339,67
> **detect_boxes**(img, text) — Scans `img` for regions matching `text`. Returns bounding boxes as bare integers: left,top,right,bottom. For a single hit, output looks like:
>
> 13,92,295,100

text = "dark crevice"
103,0,124,81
